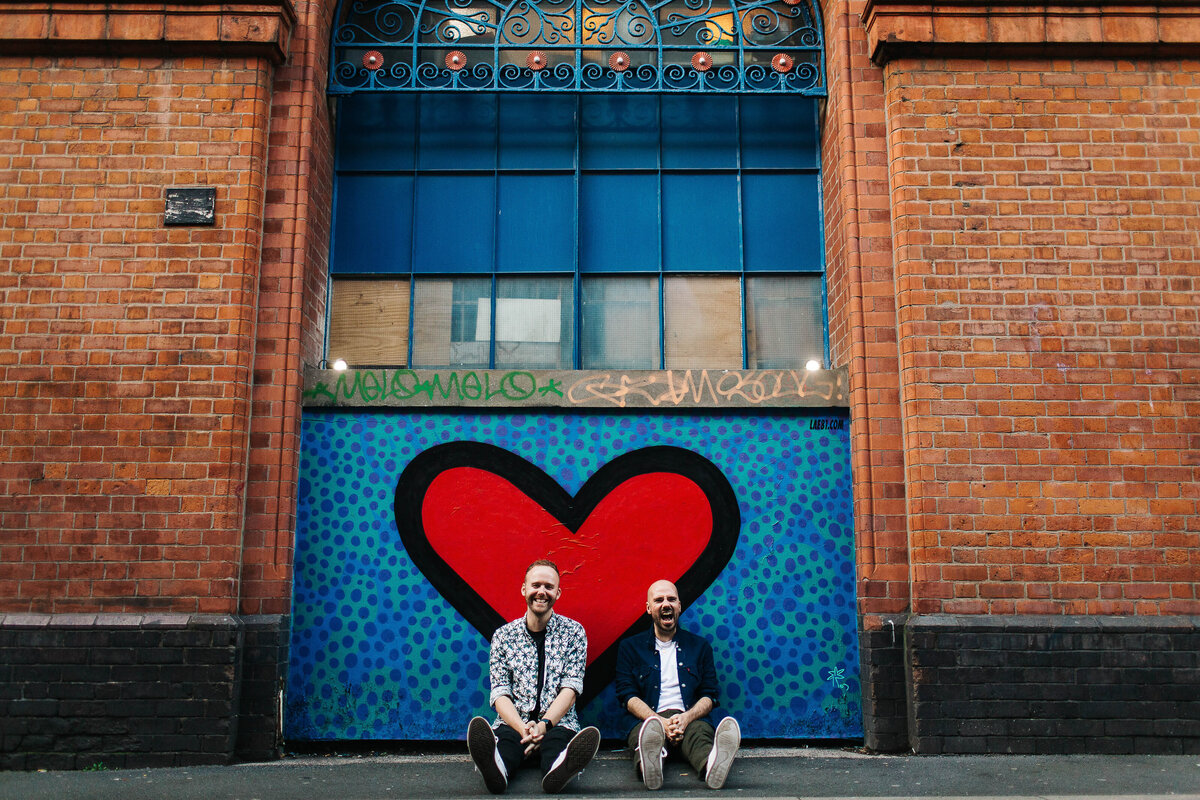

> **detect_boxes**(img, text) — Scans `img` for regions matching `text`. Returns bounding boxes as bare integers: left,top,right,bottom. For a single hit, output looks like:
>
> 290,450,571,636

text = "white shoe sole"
638,717,666,790
706,717,741,789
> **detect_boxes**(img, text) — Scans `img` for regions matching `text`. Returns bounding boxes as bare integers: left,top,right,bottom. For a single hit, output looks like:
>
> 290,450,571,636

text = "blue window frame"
328,92,826,370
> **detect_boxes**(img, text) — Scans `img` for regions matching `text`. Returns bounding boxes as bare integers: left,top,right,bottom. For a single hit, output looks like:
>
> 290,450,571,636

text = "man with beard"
614,579,742,790
467,559,601,794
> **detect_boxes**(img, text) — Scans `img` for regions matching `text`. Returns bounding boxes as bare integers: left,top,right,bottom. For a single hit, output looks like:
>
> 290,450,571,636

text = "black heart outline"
393,441,740,707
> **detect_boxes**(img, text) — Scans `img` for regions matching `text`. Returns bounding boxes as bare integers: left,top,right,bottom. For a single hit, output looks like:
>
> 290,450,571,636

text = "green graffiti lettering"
499,371,535,401
302,380,336,402
306,369,567,405
458,371,481,400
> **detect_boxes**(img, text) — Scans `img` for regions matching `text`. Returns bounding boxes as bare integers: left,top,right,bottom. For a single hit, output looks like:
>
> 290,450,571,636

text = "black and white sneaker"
637,717,666,790
542,726,600,794
467,716,508,794
704,716,741,789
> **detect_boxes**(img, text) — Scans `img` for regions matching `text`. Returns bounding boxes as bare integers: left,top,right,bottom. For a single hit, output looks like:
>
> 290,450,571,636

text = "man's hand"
521,719,547,755
664,712,691,743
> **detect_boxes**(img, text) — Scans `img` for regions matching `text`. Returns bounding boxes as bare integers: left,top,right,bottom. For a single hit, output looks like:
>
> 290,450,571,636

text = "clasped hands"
656,712,691,743
520,719,549,755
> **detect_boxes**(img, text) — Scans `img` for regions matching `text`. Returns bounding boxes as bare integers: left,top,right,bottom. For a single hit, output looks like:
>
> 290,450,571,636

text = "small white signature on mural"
826,666,848,691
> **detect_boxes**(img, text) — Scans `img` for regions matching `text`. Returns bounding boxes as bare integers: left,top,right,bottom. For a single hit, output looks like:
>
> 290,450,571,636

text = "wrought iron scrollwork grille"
330,0,825,94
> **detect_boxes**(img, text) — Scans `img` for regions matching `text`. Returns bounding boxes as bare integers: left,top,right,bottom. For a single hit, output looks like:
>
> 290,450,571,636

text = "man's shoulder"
549,614,585,634
492,618,526,641
617,627,655,652
676,628,714,649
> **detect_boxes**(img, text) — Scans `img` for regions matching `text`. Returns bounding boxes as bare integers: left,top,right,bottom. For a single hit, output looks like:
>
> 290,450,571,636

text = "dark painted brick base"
904,615,1200,755
0,613,288,771
858,614,909,752
235,615,288,762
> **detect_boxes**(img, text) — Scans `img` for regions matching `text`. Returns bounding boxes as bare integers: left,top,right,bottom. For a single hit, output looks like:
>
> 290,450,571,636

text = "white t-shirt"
655,637,685,712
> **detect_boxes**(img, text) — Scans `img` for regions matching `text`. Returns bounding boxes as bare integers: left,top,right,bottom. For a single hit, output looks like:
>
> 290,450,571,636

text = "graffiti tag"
303,369,564,405
302,366,847,409
567,369,835,408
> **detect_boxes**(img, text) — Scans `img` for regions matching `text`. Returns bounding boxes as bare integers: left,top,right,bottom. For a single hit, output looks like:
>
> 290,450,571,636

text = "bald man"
613,580,741,790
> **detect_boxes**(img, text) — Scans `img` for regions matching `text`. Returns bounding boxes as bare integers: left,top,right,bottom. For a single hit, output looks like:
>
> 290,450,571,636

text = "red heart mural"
393,443,740,705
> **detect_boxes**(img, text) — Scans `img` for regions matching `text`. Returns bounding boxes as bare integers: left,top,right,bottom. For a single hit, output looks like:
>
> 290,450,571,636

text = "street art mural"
286,411,859,740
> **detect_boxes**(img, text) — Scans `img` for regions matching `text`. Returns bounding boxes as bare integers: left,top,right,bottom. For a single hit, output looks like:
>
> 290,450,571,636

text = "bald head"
646,580,682,641
647,579,678,603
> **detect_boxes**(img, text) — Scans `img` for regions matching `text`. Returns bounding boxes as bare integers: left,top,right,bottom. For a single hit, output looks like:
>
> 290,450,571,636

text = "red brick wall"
885,57,1200,615
0,56,274,613
240,0,336,616
822,0,909,621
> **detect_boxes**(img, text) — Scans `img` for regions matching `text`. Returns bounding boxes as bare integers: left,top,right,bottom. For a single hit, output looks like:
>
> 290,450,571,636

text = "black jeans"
495,722,575,775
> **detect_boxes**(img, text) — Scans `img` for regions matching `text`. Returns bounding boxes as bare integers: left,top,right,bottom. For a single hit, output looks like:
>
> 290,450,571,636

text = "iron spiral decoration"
329,0,825,93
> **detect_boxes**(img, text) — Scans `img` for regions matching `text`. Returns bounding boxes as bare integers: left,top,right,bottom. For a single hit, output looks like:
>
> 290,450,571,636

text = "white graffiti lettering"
566,370,835,408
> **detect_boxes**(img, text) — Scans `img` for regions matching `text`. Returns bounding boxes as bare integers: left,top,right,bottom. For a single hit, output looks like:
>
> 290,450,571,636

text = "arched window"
326,0,827,371
330,0,825,94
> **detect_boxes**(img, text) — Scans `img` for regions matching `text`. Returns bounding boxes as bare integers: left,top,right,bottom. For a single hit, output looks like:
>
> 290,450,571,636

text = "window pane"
494,277,574,369
661,95,737,169
413,175,495,273
745,275,824,369
580,173,659,271
332,175,412,274
499,95,576,170
497,175,575,272
337,94,417,172
581,95,659,169
742,173,822,270
662,173,740,271
740,96,819,170
328,279,410,367
412,277,491,368
417,94,497,170
581,276,660,369
663,275,742,369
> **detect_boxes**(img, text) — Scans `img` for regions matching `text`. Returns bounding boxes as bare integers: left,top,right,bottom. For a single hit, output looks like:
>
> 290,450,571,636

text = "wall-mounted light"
805,359,822,371
332,359,348,371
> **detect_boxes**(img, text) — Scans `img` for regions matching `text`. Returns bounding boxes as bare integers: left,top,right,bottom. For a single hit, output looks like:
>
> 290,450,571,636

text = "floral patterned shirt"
488,613,587,732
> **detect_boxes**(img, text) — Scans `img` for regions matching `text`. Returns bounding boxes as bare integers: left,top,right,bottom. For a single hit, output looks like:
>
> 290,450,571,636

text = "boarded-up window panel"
329,279,410,366
663,275,742,369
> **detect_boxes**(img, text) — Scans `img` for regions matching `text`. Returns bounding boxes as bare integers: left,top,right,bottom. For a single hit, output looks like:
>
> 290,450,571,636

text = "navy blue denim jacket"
614,628,720,731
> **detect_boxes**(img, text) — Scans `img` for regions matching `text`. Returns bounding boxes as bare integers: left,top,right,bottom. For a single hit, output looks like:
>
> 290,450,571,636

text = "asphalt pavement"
2,746,1198,800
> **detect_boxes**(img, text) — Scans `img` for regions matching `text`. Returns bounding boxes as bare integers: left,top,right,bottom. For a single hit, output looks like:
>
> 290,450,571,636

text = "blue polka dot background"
286,410,861,740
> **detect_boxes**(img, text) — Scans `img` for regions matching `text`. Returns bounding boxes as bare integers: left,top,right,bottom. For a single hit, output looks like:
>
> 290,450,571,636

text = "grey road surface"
1,748,1198,800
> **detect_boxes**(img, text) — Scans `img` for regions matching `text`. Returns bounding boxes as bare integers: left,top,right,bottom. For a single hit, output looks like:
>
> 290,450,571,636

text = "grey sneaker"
542,726,600,794
467,716,507,794
637,717,666,790
705,716,741,789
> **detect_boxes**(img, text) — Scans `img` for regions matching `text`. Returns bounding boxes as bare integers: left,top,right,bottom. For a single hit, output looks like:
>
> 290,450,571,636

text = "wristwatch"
540,717,555,729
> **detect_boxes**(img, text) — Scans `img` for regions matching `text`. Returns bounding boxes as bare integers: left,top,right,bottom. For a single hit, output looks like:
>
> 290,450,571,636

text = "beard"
527,593,554,612
654,606,678,631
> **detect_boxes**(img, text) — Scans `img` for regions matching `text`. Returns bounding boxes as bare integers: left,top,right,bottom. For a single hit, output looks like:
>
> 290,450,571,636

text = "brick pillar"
0,0,295,769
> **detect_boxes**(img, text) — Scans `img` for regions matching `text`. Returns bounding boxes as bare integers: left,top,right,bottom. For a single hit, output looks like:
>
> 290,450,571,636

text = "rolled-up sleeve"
558,621,586,698
488,633,512,708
